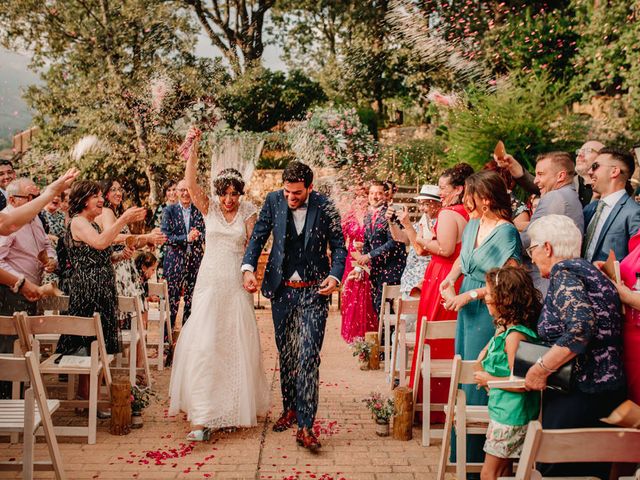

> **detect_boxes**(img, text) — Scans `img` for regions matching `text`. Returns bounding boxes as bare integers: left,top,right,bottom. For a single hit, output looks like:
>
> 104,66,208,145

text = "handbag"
513,341,575,393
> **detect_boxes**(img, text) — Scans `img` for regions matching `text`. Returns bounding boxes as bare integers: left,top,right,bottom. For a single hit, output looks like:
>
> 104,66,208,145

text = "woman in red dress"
399,163,474,421
609,231,640,404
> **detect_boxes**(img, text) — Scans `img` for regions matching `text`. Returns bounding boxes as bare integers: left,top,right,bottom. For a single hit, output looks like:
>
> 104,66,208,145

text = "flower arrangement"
363,392,396,423
290,107,378,170
131,385,154,412
349,336,373,363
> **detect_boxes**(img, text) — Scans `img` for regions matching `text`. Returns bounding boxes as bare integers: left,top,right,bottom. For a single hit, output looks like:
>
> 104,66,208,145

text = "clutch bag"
513,341,574,392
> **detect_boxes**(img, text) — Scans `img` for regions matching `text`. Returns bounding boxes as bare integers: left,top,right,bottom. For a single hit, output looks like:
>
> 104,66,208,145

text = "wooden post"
392,386,413,441
110,380,131,435
365,331,380,370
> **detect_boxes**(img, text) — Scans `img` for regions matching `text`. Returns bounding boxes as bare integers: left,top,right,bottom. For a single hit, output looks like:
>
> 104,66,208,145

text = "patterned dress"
113,224,144,316
56,221,120,354
340,212,378,343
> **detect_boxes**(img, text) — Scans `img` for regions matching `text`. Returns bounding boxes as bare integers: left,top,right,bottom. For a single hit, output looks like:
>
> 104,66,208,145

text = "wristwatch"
468,289,479,300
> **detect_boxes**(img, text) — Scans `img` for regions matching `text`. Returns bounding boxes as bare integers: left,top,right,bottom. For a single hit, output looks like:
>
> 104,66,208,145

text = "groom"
242,161,346,452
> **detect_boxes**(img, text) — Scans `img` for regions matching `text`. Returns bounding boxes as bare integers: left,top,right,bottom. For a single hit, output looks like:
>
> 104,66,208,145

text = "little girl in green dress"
473,265,542,479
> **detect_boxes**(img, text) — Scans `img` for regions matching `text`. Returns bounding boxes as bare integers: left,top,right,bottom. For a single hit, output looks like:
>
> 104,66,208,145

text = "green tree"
180,0,276,77
446,75,586,172
219,67,327,131
272,0,409,117
0,0,225,206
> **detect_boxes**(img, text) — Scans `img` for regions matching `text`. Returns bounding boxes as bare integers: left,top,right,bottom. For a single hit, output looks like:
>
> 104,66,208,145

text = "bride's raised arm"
185,130,210,216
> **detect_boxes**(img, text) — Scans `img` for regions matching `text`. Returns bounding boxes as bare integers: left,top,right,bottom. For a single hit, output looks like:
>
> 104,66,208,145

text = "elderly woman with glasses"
524,214,626,479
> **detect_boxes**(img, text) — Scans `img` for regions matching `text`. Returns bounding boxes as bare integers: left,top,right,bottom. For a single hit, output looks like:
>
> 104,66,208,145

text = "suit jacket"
521,183,584,249
242,190,347,299
160,203,205,272
362,206,407,284
515,170,593,207
0,191,6,211
584,192,640,262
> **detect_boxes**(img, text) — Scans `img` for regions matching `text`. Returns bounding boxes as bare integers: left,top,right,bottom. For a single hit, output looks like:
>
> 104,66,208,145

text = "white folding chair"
116,296,152,387
34,296,70,353
437,355,489,480
147,280,172,371
377,283,401,374
0,352,66,479
17,313,113,444
410,315,457,446
499,420,640,480
389,297,420,388
0,314,25,443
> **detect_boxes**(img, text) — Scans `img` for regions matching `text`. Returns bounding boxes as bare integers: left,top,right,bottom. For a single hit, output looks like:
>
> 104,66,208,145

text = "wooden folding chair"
389,297,420,388
0,352,66,479
0,314,25,443
116,295,152,387
376,283,401,374
34,296,70,354
17,313,113,444
498,420,640,480
147,280,172,371
409,315,457,446
437,355,490,480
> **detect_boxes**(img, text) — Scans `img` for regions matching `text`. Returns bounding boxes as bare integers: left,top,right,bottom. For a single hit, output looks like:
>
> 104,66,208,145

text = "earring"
482,205,489,213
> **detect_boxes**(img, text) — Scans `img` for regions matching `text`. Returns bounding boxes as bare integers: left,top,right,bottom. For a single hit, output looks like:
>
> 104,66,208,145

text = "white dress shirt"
584,189,626,261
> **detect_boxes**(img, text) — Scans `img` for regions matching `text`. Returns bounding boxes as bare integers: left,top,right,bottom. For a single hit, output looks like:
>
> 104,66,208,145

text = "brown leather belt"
283,280,319,288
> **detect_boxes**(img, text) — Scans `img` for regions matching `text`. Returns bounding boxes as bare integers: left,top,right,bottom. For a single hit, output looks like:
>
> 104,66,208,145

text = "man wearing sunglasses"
583,147,640,262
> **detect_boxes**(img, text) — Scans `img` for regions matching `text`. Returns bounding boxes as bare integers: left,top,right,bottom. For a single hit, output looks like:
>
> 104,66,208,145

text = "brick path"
1,303,440,479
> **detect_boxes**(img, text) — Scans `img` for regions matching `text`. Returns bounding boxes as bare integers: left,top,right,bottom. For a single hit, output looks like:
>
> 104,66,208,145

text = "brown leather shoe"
296,427,321,452
272,409,297,432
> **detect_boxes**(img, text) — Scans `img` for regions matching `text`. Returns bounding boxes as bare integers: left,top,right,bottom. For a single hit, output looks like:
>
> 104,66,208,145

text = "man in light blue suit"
583,147,640,262
519,152,584,295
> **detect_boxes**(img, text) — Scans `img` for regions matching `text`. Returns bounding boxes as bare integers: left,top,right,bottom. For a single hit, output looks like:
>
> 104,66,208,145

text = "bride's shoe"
186,428,211,442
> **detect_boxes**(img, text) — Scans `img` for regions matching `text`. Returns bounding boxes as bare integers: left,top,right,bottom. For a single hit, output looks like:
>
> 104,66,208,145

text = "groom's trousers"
271,285,330,429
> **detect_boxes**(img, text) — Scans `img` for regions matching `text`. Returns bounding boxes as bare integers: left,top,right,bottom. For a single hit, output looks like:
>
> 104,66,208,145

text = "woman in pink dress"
339,189,378,343
609,232,640,404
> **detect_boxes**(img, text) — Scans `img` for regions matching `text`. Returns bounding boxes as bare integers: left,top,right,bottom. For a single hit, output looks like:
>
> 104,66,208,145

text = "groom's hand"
318,276,338,296
243,271,258,293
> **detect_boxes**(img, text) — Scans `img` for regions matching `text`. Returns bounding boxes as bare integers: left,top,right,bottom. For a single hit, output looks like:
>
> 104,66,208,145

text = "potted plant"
363,392,396,437
350,337,373,370
130,385,153,429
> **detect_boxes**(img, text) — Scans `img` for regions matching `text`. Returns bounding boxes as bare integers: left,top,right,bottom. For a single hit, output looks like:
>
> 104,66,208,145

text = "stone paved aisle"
1,304,440,479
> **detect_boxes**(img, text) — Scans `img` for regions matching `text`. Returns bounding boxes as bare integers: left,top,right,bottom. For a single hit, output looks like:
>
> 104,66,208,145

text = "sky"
0,26,286,145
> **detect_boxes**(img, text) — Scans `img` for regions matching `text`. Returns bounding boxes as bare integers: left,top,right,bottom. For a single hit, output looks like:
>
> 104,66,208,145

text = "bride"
168,130,270,441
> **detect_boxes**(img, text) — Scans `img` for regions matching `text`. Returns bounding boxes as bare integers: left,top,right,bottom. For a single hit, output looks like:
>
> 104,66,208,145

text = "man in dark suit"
242,161,346,452
0,160,16,211
583,147,640,262
356,180,407,316
161,179,205,332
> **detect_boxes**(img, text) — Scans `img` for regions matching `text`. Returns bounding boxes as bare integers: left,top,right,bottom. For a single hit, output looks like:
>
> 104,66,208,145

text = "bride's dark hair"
213,168,245,196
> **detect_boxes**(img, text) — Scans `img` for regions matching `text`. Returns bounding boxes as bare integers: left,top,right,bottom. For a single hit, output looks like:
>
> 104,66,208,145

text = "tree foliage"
181,0,276,77
218,67,326,131
0,0,226,206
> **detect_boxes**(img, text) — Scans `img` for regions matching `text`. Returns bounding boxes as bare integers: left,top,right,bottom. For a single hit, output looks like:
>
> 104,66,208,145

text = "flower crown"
214,171,244,182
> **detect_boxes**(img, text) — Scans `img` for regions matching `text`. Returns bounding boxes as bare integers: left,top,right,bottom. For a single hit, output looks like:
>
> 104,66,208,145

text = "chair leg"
422,349,431,447
158,306,165,372
455,393,467,480
384,319,391,374
23,388,35,480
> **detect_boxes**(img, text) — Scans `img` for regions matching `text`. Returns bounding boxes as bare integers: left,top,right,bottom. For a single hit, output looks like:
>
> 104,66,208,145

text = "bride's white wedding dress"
168,198,270,428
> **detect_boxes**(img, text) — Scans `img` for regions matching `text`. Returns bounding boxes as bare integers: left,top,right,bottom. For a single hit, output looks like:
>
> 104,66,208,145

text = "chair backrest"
118,295,141,315
396,297,419,316
425,320,457,341
37,295,70,314
515,420,640,479
0,352,30,383
147,281,165,298
0,314,20,336
378,283,401,337
20,313,102,339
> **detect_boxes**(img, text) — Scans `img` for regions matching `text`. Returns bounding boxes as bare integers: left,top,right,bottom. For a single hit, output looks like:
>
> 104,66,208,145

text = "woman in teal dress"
441,170,523,468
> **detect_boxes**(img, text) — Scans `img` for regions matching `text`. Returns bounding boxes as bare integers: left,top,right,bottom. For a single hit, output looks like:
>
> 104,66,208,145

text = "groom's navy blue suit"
243,189,346,429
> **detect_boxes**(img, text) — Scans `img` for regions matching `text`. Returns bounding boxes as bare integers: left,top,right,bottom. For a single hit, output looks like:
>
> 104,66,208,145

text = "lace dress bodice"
195,199,257,288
